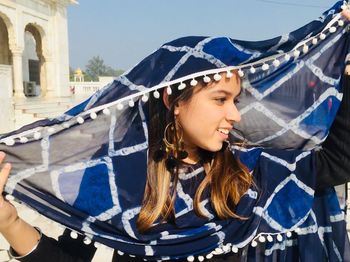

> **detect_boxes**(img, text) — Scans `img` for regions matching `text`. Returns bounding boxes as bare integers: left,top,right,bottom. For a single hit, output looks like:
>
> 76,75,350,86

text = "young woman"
1,4,350,262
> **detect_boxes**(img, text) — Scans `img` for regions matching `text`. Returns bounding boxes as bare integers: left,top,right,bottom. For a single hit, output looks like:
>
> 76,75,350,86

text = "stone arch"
23,23,48,97
0,12,14,65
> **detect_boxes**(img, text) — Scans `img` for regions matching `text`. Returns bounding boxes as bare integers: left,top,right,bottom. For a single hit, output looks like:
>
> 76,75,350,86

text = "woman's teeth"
217,129,229,135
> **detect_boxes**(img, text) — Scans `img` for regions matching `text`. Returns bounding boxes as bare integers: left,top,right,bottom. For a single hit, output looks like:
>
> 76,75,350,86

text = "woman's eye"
215,97,226,104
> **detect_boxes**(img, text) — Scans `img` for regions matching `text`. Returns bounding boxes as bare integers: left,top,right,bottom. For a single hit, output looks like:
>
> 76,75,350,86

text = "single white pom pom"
286,231,292,238
198,256,204,261
231,246,238,253
117,250,124,256
5,194,14,201
294,228,301,234
117,103,124,110
77,117,84,124
83,237,92,245
329,26,336,33
70,231,78,239
5,139,15,146
267,235,274,242
141,95,149,102
249,66,256,74
33,132,41,140
226,70,233,78
206,253,213,259
103,108,111,115
153,90,160,99
214,73,222,81
166,86,172,95
285,54,291,61
223,245,230,252
178,82,186,90
128,100,135,107
47,127,55,134
190,79,198,86
273,59,280,67
63,122,70,129
20,137,29,143
259,236,266,243
302,45,309,54
312,38,318,45
187,255,195,262
90,112,97,119
293,50,300,58
238,69,244,77
338,20,345,27
320,33,326,40
262,63,269,71
214,247,224,254
251,240,258,247
277,234,283,242
203,75,211,83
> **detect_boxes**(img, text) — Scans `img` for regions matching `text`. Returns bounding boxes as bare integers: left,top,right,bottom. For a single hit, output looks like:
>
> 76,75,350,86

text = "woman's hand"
341,9,350,21
0,151,18,233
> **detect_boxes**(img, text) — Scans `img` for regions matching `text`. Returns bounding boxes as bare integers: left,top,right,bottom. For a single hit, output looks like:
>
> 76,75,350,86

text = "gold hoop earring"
152,121,188,170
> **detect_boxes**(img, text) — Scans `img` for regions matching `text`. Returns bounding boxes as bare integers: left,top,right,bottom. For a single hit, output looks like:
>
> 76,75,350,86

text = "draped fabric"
0,1,350,261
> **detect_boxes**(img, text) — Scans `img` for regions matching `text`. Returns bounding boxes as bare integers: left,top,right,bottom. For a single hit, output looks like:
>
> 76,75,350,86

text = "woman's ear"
162,89,171,110
163,89,180,115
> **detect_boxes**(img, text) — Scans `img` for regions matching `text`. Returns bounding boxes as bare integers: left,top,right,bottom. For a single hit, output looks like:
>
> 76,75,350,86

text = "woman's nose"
226,104,241,123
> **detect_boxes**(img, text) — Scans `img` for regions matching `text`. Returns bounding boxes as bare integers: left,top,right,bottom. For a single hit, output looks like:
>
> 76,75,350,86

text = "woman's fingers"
0,152,11,196
341,9,350,21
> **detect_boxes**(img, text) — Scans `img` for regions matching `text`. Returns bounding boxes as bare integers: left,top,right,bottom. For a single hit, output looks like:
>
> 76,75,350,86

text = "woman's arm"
315,70,350,189
0,152,94,262
0,152,41,256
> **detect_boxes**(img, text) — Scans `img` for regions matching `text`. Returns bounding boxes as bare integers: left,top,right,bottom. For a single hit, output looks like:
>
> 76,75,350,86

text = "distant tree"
85,56,107,81
85,56,125,81
69,66,75,81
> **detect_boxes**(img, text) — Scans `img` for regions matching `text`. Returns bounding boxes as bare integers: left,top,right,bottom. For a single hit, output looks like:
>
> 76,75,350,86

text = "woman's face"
174,74,241,157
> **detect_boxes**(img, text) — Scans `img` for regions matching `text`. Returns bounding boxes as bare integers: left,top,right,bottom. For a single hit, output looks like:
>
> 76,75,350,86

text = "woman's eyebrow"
210,89,242,97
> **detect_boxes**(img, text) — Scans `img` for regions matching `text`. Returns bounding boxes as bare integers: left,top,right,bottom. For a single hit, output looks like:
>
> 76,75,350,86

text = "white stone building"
0,0,77,133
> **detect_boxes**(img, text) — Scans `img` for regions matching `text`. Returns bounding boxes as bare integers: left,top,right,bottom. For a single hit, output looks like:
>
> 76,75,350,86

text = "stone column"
44,56,56,97
11,48,25,98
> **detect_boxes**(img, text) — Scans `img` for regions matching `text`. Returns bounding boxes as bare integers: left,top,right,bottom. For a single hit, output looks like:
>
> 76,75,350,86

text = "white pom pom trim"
329,26,336,33
90,112,97,119
128,100,135,107
226,70,233,78
77,117,84,124
166,86,172,95
103,108,111,115
190,79,198,86
238,69,244,77
178,82,186,90
203,75,211,83
214,73,222,81
33,132,41,140
262,63,269,71
83,237,92,245
70,231,78,239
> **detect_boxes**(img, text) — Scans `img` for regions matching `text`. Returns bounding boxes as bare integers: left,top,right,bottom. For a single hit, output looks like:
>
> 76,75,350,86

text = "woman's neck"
182,144,200,164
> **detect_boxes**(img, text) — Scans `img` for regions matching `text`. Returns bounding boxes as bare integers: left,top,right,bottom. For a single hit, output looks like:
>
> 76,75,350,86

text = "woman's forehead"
200,76,241,96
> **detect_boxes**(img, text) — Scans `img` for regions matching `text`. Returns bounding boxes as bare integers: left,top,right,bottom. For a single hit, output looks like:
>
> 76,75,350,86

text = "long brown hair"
136,72,252,233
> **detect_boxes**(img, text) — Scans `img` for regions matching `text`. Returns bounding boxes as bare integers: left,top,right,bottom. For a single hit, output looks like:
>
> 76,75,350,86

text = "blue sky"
67,0,339,71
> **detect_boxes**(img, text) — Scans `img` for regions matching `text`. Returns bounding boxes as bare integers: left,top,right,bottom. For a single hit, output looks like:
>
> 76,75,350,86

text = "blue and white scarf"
0,1,349,261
